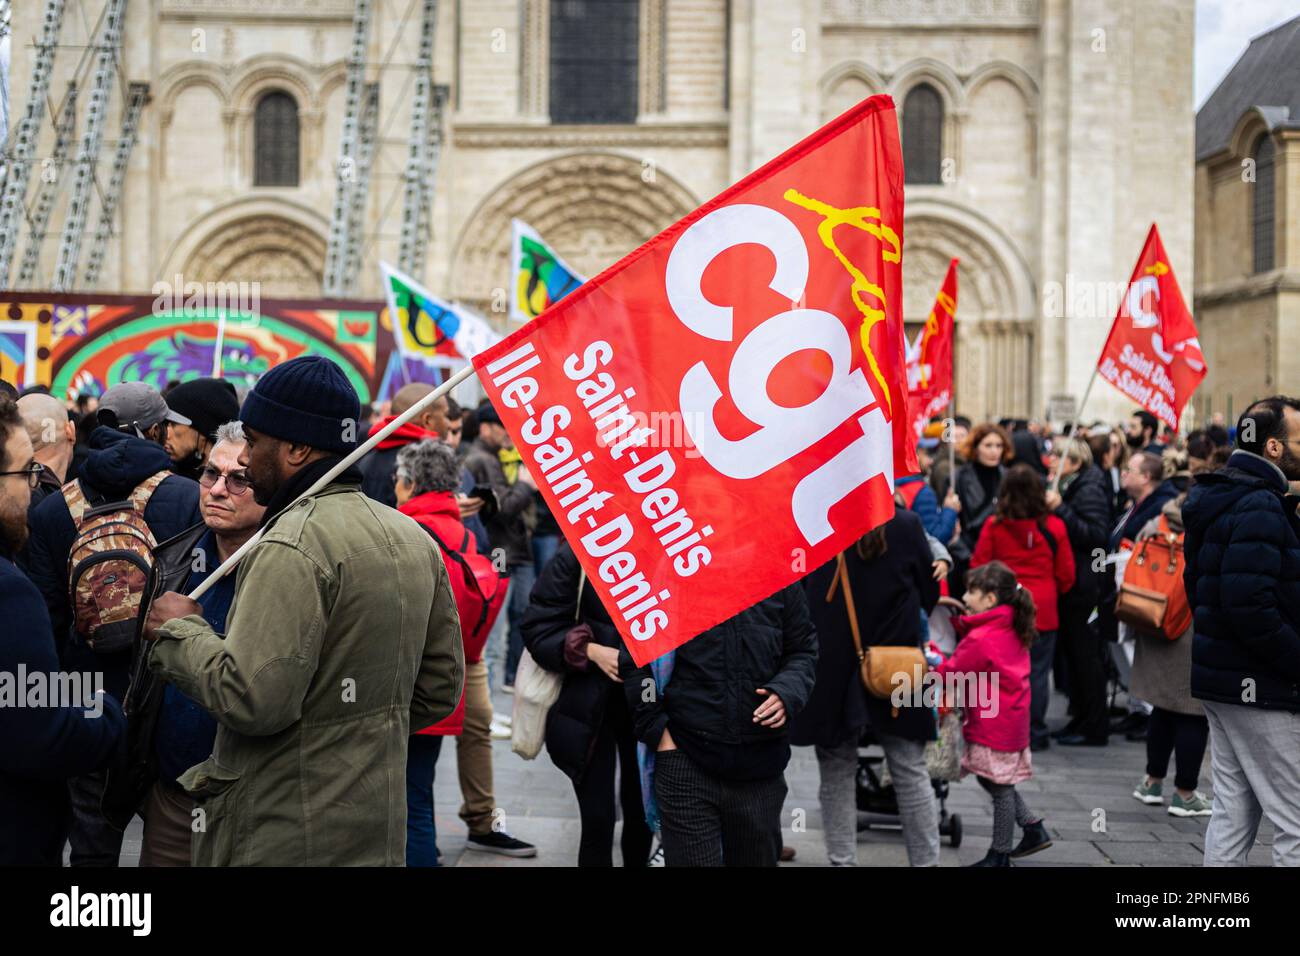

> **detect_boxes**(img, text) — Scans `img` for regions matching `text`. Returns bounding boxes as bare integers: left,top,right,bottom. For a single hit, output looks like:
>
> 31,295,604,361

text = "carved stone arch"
819,61,888,122
449,151,701,314
155,65,231,181
229,54,320,112
889,58,965,113
159,197,329,299
891,59,965,183
229,56,321,188
155,62,231,128
964,60,1039,108
903,198,1037,419
1227,108,1279,162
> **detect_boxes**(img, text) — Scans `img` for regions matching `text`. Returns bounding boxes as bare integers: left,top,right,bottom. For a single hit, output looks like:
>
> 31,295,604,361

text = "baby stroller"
855,734,963,848
854,596,967,849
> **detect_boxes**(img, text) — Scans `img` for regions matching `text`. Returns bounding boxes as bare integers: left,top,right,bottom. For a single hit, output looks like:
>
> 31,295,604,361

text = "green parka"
150,482,464,866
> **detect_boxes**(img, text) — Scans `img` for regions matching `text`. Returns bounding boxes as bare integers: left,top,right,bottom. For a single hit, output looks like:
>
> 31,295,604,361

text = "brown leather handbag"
825,552,927,702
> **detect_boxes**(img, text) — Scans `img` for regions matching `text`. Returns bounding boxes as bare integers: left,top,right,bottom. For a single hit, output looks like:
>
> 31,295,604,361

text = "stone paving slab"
108,686,1278,867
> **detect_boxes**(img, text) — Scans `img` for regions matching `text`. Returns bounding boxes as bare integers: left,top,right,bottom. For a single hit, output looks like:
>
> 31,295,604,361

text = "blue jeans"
406,735,445,867
533,534,560,578
1029,629,1057,747
504,563,536,686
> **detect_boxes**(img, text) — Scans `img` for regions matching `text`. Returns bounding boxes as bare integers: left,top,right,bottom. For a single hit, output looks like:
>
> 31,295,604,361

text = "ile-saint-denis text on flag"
473,94,914,665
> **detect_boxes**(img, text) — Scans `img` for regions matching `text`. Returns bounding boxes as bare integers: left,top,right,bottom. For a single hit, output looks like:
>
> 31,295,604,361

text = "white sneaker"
646,838,665,867
500,684,515,696
492,712,513,726
489,720,512,740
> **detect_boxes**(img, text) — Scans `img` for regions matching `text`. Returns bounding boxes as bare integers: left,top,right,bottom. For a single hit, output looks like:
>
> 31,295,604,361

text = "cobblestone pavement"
115,687,1275,867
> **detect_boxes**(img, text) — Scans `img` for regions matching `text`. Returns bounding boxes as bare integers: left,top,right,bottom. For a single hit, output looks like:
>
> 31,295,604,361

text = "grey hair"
395,439,461,496
1062,436,1093,468
213,420,246,447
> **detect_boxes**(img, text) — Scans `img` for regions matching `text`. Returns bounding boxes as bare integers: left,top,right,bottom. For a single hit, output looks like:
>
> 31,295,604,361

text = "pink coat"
932,605,1030,753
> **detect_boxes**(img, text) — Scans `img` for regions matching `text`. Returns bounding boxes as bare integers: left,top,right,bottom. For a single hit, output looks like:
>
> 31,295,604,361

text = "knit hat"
164,377,239,440
476,401,503,426
239,356,361,454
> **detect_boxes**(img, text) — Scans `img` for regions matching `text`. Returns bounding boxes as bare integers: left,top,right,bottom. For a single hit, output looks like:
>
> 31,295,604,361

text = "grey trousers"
1203,701,1300,866
817,734,939,867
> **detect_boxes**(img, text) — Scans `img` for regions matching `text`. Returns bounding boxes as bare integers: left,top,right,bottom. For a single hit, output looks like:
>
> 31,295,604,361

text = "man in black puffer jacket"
1183,396,1300,866
1047,439,1114,745
619,585,817,867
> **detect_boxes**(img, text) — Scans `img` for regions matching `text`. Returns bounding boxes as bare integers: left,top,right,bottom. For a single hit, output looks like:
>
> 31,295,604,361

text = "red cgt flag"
905,257,957,440
1096,224,1206,431
472,95,912,664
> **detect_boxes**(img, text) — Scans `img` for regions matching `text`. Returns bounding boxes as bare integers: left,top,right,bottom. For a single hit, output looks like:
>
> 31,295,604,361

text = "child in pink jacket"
934,560,1053,867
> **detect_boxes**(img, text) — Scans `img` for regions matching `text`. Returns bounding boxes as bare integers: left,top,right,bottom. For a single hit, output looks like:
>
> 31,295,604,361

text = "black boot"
969,848,1011,867
1010,820,1053,859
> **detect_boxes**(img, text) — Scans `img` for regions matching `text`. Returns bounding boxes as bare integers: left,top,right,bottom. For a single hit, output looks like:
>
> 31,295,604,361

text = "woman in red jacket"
396,439,522,865
972,464,1075,751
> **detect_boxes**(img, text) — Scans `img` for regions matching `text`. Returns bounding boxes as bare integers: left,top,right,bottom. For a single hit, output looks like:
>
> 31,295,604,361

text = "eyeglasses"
199,465,252,496
0,462,44,489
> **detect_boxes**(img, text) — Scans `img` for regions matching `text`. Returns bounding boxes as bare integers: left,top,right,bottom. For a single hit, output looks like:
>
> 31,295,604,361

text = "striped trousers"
653,748,787,867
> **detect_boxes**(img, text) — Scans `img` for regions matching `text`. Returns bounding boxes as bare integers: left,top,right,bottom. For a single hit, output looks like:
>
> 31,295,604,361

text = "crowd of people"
1,363,1298,868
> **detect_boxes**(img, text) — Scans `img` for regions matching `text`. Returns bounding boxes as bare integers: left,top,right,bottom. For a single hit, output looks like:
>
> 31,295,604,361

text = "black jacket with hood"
24,426,201,697
1183,450,1300,712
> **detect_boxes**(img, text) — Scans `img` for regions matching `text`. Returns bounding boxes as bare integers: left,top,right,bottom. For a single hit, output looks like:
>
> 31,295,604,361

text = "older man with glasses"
103,420,266,865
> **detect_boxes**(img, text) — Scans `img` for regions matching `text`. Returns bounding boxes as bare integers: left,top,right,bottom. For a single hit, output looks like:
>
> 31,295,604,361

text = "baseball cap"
98,382,191,436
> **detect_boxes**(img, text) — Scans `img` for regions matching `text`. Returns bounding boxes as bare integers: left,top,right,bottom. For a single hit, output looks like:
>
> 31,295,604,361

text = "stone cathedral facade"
10,0,1194,421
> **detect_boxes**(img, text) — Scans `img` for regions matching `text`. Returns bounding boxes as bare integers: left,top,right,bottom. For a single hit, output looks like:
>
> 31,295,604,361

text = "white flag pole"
1050,365,1100,492
187,361,478,601
211,311,228,378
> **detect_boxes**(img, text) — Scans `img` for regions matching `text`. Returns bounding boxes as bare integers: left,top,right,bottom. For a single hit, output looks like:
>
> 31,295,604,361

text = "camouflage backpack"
63,471,170,654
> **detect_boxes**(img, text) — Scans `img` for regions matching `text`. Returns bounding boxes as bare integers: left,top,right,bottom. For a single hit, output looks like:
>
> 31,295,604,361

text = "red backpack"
418,523,507,662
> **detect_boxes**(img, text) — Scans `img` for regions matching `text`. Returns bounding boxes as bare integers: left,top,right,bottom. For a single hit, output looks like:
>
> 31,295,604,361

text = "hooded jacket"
1182,450,1300,713
0,548,125,864
933,605,1031,752
359,416,439,509
24,426,201,693
972,513,1074,631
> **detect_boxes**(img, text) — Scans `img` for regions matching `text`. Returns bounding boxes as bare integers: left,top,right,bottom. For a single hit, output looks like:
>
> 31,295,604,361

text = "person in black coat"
0,396,125,865
795,509,941,866
618,584,817,867
1182,397,1300,865
24,400,200,868
520,542,651,867
951,423,1013,593
1045,439,1114,745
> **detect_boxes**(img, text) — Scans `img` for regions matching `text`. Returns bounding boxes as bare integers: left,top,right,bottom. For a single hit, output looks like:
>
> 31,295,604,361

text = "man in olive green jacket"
143,357,463,866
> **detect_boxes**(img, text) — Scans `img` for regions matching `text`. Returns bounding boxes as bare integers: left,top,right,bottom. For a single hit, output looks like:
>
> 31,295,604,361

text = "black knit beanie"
239,356,361,454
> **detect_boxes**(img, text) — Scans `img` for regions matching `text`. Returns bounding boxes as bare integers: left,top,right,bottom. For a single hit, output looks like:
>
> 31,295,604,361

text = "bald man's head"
18,393,71,452
392,383,435,416
19,392,76,483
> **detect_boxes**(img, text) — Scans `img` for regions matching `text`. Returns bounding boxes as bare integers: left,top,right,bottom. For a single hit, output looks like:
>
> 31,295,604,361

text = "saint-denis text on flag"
473,95,914,664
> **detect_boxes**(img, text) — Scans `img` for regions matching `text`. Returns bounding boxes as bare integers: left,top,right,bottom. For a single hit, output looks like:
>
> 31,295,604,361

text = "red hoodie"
368,414,439,449
971,514,1074,631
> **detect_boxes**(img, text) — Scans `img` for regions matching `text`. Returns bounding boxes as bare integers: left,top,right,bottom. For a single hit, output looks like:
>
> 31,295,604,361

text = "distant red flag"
472,95,910,664
1096,225,1205,431
905,258,957,440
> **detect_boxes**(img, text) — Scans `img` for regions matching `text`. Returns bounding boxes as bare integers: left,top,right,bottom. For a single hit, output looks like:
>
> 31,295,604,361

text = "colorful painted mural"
0,294,394,403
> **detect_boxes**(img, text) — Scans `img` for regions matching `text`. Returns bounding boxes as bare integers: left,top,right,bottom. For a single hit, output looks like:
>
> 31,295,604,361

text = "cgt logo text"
50,886,151,937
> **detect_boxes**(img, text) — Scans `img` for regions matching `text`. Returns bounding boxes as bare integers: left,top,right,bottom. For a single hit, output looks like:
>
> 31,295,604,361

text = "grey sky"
1196,0,1299,107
